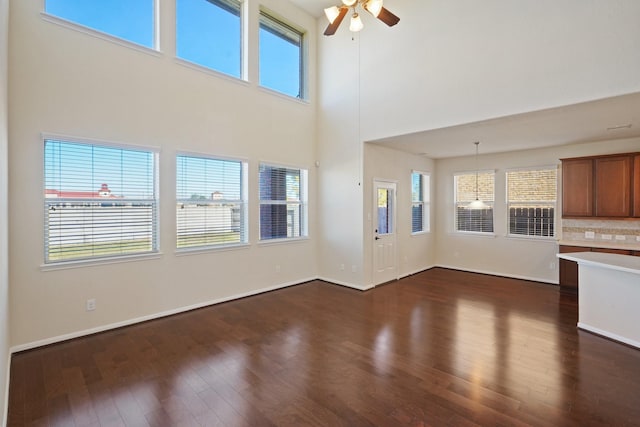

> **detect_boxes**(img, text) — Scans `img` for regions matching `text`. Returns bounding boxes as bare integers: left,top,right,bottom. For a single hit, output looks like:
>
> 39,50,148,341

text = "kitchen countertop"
557,252,640,275
557,240,640,251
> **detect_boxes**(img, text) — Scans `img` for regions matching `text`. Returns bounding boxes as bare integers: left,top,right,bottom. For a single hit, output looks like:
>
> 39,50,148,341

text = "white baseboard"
435,264,559,285
317,277,374,291
10,277,316,354
578,322,640,349
399,265,436,279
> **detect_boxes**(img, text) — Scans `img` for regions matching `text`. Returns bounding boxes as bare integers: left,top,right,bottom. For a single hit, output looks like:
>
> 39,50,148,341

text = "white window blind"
454,172,494,233
44,139,158,263
259,9,305,98
506,167,557,238
259,164,307,241
176,155,247,249
411,172,430,233
176,0,242,77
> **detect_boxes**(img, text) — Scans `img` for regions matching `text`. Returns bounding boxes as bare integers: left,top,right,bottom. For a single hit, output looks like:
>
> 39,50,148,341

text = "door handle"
375,236,381,240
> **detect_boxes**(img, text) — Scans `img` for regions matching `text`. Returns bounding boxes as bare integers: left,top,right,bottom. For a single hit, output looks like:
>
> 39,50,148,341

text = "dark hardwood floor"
8,268,640,426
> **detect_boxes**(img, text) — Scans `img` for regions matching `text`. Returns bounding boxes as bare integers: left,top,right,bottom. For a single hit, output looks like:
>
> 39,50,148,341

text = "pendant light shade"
324,6,341,24
342,0,357,6
467,141,489,210
364,0,384,17
350,12,364,32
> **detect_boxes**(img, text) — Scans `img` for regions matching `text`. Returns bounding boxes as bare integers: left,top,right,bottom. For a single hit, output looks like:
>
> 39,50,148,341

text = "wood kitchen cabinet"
561,152,639,218
561,158,594,217
595,155,632,217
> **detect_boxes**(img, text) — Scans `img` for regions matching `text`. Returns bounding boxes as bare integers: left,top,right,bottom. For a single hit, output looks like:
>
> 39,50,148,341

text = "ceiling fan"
323,0,400,36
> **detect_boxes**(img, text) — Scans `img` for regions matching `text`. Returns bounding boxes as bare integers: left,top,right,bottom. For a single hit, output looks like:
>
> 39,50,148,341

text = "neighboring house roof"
45,184,121,199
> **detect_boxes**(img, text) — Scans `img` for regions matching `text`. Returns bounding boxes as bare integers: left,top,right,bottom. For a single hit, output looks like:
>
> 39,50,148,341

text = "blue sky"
46,0,302,96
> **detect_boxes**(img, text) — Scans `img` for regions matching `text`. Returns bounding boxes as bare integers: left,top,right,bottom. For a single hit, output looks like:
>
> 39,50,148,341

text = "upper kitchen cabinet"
561,152,638,218
595,155,632,217
561,158,594,217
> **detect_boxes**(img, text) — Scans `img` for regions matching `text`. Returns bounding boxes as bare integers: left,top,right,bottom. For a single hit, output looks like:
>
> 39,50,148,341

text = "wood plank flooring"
8,268,640,426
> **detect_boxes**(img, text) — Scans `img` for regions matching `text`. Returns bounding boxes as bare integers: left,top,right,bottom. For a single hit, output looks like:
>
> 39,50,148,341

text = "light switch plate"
602,234,612,240
585,231,595,239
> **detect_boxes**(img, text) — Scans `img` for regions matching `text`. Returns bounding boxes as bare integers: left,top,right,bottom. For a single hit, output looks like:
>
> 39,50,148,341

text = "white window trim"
175,152,249,252
258,6,307,101
505,165,557,241
42,134,161,266
411,170,431,235
453,169,496,235
41,6,161,56
258,162,308,242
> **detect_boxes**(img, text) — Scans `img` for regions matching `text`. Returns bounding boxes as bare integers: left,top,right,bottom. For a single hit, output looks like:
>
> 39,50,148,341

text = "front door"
373,181,397,285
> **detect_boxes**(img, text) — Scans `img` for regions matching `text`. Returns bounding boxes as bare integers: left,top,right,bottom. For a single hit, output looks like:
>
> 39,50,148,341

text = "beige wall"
8,0,318,348
434,138,640,283
0,0,9,422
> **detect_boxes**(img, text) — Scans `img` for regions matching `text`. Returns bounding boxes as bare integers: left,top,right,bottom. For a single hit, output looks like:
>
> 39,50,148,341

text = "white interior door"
373,180,397,285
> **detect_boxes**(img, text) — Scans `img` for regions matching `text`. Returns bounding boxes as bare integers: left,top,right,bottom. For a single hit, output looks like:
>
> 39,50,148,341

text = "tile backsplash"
562,219,640,247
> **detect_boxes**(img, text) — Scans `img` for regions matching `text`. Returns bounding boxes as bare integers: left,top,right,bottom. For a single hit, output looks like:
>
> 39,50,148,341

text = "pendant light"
467,141,489,210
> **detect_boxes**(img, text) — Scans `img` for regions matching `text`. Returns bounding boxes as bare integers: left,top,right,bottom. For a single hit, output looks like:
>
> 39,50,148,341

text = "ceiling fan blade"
377,7,400,27
323,6,348,36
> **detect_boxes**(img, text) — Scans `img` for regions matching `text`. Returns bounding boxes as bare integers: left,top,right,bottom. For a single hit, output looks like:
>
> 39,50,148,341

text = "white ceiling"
292,0,640,158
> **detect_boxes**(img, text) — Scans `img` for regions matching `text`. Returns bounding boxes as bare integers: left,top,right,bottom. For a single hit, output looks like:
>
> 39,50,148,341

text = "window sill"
41,252,163,271
175,243,250,256
505,234,557,242
411,231,431,237
257,236,310,246
451,231,497,238
257,85,310,105
41,13,162,57
174,58,249,87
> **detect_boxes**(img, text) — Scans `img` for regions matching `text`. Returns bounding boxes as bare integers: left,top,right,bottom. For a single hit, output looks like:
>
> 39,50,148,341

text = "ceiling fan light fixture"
341,0,357,6
350,12,364,32
364,0,384,17
324,6,341,24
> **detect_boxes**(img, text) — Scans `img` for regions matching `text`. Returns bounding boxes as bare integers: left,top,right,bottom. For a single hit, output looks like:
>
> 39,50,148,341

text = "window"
44,0,156,49
176,0,242,78
44,138,158,263
454,171,494,233
259,164,307,240
259,9,305,98
411,172,430,233
176,154,247,249
506,167,557,238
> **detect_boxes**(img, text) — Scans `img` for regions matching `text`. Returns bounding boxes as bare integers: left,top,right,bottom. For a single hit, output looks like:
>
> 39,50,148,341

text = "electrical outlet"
275,264,281,273
585,231,595,239
549,262,556,270
351,265,357,273
86,298,96,311
615,235,626,241
602,234,612,240
340,264,345,271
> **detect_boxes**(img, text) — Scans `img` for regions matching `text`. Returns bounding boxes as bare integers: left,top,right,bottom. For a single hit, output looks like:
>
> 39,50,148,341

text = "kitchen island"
557,251,640,349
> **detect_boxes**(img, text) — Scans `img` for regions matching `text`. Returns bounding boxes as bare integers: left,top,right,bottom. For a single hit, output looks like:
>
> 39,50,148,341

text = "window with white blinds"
454,171,494,233
506,167,557,238
176,0,242,78
176,154,247,249
411,172,430,234
44,138,158,263
259,164,307,241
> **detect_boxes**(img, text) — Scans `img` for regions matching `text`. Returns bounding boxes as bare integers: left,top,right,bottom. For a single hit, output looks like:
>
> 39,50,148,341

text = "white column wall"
8,0,318,348
0,0,10,422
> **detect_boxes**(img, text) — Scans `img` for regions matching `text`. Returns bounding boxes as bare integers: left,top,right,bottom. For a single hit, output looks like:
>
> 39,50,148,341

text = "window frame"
453,170,495,235
411,171,430,235
43,134,160,267
258,7,306,100
42,0,160,53
505,166,557,240
175,0,244,80
258,162,308,243
175,152,249,252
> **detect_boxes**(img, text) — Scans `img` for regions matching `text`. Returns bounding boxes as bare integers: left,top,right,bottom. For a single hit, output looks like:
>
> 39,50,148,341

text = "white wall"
8,0,318,348
0,0,10,422
363,144,436,285
435,138,640,283
317,0,640,288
